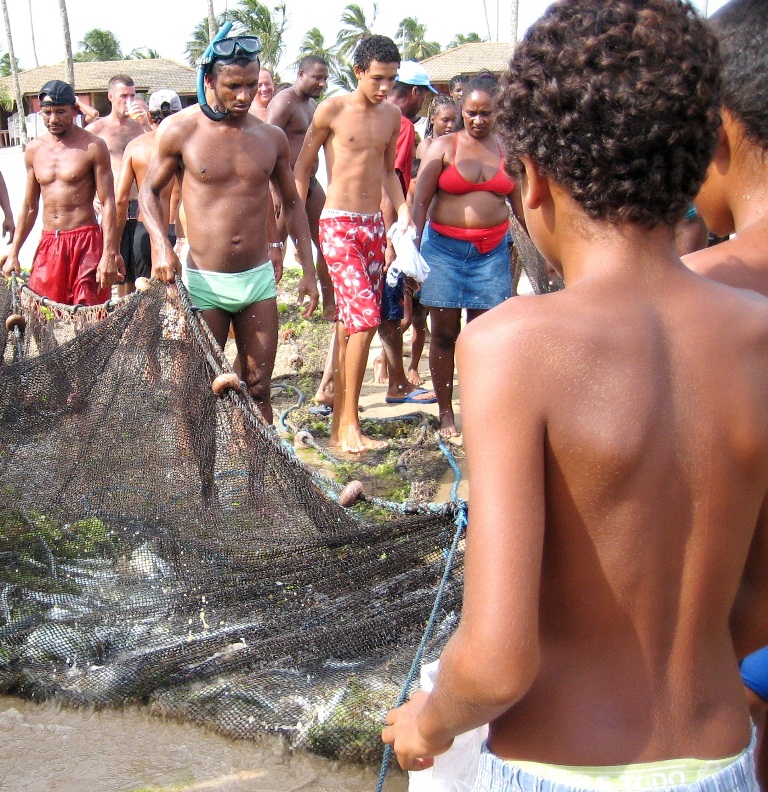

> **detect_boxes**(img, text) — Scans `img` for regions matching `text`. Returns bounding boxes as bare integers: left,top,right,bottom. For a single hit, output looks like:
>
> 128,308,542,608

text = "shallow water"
0,696,408,792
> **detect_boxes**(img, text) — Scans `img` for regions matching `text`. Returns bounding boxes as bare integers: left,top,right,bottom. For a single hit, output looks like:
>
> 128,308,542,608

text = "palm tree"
396,17,440,61
0,0,27,146
129,47,160,59
0,51,19,77
230,0,287,71
186,14,226,66
75,28,124,61
335,3,376,60
58,0,75,87
207,0,216,40
329,61,356,93
27,0,38,67
510,0,519,45
447,32,484,49
296,27,338,69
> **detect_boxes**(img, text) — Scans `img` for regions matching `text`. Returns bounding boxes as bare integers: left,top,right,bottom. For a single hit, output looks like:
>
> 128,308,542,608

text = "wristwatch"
267,242,284,250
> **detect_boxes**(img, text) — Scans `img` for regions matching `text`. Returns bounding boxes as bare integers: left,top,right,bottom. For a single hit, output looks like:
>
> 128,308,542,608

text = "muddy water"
0,696,408,792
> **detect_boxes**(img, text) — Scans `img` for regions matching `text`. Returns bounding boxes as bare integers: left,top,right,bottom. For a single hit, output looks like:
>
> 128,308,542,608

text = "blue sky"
6,0,727,82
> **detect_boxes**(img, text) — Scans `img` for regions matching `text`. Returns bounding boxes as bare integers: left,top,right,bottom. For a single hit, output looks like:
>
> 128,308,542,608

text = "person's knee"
243,366,272,403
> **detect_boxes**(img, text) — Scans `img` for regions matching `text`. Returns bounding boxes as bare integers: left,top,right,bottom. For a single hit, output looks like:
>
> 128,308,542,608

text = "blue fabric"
472,731,758,792
381,271,406,321
741,646,768,702
419,222,512,310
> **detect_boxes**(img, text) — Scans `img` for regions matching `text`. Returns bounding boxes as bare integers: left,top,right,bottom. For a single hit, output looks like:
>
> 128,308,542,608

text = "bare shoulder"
85,117,107,134
684,233,768,298
314,96,345,126
155,107,199,151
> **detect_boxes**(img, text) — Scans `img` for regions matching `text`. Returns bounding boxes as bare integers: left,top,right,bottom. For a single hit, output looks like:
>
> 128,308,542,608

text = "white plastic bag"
386,221,430,287
408,660,487,792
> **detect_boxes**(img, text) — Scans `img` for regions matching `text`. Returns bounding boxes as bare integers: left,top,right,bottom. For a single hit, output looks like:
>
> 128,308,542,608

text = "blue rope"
375,437,468,791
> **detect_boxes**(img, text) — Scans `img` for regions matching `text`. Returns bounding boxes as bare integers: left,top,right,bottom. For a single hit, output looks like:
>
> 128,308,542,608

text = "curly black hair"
497,0,722,227
709,0,768,149
353,35,400,72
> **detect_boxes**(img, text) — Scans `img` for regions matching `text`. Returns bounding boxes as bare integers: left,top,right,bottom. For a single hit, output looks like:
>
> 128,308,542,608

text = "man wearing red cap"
2,80,123,304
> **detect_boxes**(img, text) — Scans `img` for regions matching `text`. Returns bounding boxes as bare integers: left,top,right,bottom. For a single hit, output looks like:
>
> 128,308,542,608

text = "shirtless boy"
684,0,768,784
88,75,147,296
115,89,181,290
140,36,317,424
267,55,334,319
383,2,768,790
2,80,122,304
294,35,410,454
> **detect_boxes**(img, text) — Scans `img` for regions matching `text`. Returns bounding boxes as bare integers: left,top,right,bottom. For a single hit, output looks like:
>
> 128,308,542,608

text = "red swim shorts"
318,210,386,334
29,224,110,306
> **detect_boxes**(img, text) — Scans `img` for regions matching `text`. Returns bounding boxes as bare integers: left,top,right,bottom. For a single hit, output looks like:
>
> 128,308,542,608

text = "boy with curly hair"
382,1,768,789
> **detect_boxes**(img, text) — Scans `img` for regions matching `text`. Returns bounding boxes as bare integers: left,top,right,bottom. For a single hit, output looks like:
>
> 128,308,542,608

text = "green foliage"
0,52,19,78
129,47,160,59
396,17,441,61
447,32,485,49
75,28,124,61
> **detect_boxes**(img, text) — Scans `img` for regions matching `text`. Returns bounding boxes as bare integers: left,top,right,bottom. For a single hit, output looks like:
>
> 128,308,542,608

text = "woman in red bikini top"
412,81,523,255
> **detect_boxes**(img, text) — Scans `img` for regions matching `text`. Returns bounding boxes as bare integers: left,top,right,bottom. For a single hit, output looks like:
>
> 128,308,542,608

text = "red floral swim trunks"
318,210,386,334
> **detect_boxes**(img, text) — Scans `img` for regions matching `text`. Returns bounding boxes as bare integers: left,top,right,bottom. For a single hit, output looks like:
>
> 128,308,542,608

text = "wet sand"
0,696,408,791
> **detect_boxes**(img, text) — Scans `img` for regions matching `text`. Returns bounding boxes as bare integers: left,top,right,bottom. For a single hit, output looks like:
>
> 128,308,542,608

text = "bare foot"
437,425,463,447
313,387,333,407
322,305,336,322
372,352,388,384
330,426,391,454
407,368,424,387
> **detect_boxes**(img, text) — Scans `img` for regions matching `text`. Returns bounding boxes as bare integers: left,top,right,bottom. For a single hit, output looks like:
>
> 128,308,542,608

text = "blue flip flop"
385,388,438,405
309,404,333,416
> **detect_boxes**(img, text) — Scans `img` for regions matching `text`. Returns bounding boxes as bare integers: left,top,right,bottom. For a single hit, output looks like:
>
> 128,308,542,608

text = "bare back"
314,94,400,214
155,107,284,271
460,259,768,764
29,127,105,230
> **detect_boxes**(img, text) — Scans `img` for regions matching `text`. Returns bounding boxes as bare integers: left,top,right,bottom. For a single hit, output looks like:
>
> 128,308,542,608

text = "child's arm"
383,307,546,770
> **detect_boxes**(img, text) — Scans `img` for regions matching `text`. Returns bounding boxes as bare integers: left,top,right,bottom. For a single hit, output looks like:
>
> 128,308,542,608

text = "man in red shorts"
2,80,123,304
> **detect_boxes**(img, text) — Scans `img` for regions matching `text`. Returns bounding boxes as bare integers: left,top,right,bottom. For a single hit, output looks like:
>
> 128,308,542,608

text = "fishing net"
0,276,465,765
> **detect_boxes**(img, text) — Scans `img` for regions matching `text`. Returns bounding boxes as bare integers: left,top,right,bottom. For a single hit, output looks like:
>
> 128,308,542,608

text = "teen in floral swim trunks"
295,35,411,454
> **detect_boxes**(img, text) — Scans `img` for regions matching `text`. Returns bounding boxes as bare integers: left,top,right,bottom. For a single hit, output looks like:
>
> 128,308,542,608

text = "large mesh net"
0,277,464,765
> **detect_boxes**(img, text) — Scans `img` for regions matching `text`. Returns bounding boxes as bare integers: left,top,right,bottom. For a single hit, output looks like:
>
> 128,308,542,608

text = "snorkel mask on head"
197,21,263,122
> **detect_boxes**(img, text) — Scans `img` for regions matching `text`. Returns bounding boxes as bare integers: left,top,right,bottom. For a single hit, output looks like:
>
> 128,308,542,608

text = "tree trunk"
510,0,519,46
28,0,39,67
0,0,28,148
58,0,75,89
207,0,216,40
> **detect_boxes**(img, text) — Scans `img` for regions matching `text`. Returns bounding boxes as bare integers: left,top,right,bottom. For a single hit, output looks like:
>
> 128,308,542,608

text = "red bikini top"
438,133,516,196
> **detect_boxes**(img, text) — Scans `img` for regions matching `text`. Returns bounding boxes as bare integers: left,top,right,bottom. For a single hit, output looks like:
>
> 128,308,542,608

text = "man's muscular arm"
115,144,137,242
271,128,318,317
265,90,293,128
294,107,331,203
93,136,125,290
139,119,183,282
2,146,40,277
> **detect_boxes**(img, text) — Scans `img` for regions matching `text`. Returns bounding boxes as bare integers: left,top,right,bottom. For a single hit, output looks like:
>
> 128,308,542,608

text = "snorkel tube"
197,21,233,122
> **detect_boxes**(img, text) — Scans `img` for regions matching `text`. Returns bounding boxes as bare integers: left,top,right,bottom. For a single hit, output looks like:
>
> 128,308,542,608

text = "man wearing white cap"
115,89,182,291
375,60,439,406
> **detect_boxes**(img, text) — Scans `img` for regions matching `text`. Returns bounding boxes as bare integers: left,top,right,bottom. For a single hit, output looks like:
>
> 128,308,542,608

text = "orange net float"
5,313,25,332
338,480,365,507
210,372,242,397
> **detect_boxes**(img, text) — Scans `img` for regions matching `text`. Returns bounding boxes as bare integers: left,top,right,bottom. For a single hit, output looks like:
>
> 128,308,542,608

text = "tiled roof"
0,59,196,97
420,43,514,83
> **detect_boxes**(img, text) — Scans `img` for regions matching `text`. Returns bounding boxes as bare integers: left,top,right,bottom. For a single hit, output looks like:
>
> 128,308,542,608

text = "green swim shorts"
182,262,277,314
